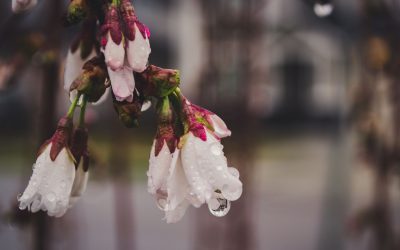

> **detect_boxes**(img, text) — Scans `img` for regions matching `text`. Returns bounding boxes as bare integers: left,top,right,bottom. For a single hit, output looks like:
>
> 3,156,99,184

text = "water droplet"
228,167,240,178
46,193,55,202
32,180,38,187
210,143,223,156
208,198,231,217
32,164,36,170
216,165,223,171
314,3,333,17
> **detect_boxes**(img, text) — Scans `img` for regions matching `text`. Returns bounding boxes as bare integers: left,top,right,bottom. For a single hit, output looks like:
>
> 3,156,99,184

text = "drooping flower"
101,4,124,71
147,95,242,223
120,0,151,72
18,117,77,217
12,0,37,13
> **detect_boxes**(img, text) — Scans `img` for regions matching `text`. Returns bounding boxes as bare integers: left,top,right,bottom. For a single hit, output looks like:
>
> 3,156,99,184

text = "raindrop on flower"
46,193,55,202
228,167,240,178
216,165,223,171
208,198,231,217
210,143,223,156
32,164,36,170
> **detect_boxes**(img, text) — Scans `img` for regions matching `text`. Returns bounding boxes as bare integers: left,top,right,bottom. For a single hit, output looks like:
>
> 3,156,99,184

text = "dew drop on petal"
32,164,36,170
216,165,223,171
46,193,55,202
208,198,231,217
228,167,240,178
210,143,223,156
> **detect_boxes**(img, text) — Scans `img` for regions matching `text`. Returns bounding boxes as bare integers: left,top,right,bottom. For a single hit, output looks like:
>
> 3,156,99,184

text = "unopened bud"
135,65,180,98
70,56,109,103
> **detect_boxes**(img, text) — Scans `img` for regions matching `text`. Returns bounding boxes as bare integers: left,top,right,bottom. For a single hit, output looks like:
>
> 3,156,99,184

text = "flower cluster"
16,0,242,223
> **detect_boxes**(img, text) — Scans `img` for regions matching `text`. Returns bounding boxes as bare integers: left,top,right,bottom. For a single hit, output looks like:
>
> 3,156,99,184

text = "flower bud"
69,56,109,103
65,0,87,26
112,92,143,128
70,127,89,171
135,65,180,98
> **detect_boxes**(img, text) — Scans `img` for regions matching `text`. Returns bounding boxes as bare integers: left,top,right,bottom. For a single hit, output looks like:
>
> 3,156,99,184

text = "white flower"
18,144,76,217
12,0,37,13
126,23,151,73
147,130,242,223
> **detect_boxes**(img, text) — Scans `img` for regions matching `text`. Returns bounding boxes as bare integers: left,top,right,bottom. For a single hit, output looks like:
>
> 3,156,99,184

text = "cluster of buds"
16,0,242,223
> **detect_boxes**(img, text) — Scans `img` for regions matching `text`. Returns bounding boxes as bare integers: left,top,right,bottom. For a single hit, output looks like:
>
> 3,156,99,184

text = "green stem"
67,93,82,119
79,95,88,127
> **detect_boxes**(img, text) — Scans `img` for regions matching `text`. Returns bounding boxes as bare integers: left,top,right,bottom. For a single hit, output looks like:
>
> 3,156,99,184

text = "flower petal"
126,24,151,73
108,67,135,102
165,150,189,211
181,131,242,202
164,200,190,224
103,33,125,71
147,141,173,194
210,114,231,138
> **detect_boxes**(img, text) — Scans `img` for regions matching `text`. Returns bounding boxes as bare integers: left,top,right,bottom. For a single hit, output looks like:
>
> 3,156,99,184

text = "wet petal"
181,131,242,202
147,141,173,194
108,67,135,102
103,33,125,71
165,200,190,224
126,24,151,73
209,114,231,138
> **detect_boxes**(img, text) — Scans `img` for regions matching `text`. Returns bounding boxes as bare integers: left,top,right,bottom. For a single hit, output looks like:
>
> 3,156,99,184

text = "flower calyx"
69,56,109,103
135,65,180,98
154,97,179,156
101,3,123,48
38,117,75,162
113,91,143,128
70,127,89,172
120,0,150,41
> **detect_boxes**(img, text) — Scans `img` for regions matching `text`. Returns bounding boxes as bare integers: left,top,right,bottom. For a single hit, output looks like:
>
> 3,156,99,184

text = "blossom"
18,118,77,217
147,98,242,223
12,0,37,13
97,1,152,102
120,0,151,72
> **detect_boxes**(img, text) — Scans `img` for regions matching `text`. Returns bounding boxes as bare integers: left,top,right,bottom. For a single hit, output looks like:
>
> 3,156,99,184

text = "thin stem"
67,93,82,119
79,95,88,127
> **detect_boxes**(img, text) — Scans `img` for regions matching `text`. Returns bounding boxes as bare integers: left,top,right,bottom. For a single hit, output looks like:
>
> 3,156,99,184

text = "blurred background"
1,0,400,249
